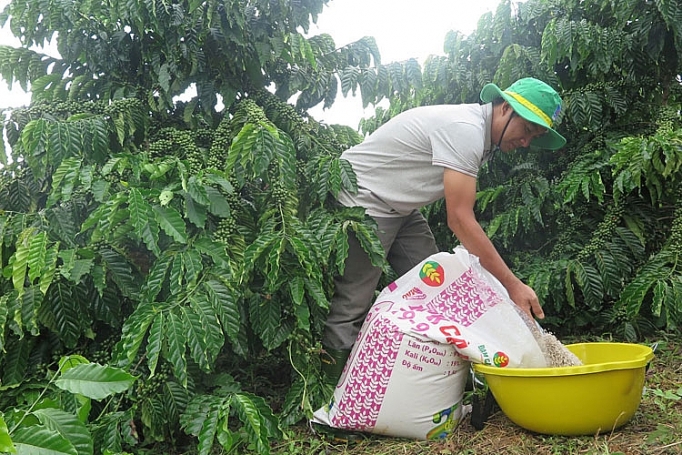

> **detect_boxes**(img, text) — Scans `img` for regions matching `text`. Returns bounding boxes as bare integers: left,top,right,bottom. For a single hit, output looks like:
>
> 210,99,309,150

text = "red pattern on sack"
402,287,427,301
429,269,502,326
330,317,402,431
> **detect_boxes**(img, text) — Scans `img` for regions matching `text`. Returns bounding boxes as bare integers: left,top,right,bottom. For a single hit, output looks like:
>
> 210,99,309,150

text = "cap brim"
480,83,504,103
480,83,566,150
531,129,566,149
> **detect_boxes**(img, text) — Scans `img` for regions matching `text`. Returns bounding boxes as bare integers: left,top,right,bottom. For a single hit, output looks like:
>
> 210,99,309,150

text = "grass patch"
272,333,682,455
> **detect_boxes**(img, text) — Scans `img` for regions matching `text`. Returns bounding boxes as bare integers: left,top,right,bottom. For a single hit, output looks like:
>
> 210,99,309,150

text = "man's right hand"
505,279,544,320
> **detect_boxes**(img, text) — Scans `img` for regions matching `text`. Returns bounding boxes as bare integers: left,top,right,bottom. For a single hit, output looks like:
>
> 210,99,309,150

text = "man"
321,77,566,383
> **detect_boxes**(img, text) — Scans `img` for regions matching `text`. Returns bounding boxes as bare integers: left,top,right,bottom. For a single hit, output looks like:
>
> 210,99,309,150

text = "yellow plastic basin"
473,342,654,435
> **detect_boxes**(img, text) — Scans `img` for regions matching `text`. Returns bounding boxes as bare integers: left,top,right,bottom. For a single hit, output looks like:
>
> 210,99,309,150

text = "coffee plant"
0,0,407,451
0,89,387,453
410,0,682,339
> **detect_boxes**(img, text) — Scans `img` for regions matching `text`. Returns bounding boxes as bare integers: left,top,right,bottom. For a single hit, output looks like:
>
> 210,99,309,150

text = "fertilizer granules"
538,331,582,367
516,308,583,367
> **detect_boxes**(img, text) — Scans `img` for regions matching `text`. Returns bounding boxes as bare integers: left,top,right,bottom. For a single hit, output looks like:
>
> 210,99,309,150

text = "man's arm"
443,168,544,319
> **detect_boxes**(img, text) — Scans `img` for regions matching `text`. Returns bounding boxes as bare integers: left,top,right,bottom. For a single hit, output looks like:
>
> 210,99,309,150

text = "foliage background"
0,0,680,453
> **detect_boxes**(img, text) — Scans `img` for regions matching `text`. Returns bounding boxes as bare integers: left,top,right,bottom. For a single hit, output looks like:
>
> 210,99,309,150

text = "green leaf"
33,408,93,455
153,205,188,243
216,426,240,453
241,232,278,283
249,294,282,350
91,411,128,453
128,187,153,238
573,261,604,310
304,277,329,311
0,215,6,264
339,158,357,193
99,248,138,299
204,171,235,193
185,193,207,228
286,236,317,280
181,304,211,371
141,253,172,303
349,220,385,269
90,264,106,297
189,294,224,368
288,276,305,307
180,395,221,439
12,228,32,296
226,123,255,175
47,157,81,208
27,231,48,284
327,158,341,196
333,228,349,275
0,295,8,353
619,269,658,318
233,392,280,454
162,380,190,430
146,312,164,377
289,276,309,331
652,280,667,317
165,311,188,387
194,237,232,270
140,396,165,441
43,282,81,348
59,249,94,285
182,249,203,287
112,303,156,367
21,285,42,336
203,280,240,344
0,416,15,453
1,336,31,385
80,196,122,233
186,176,211,205
39,242,61,289
293,300,310,332
0,130,5,166
69,258,94,284
12,426,77,455
196,399,222,455
264,237,284,290
565,260,577,308
58,354,91,373
205,186,231,217
55,363,136,400
169,253,184,294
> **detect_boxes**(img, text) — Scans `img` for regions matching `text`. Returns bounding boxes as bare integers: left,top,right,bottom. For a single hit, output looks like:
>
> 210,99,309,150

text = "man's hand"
505,280,544,320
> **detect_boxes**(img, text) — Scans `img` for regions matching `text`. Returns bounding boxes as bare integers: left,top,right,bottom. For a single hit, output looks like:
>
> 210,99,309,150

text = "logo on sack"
493,352,509,368
402,287,427,300
420,261,444,287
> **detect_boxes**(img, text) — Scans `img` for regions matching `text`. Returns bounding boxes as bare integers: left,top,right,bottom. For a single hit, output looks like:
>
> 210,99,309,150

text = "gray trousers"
322,210,438,350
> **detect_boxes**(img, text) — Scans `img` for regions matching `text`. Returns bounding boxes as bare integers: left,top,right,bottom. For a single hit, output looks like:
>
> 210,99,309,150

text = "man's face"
499,114,547,152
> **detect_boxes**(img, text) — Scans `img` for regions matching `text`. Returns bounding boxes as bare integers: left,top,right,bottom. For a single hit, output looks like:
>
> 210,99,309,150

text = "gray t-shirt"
337,103,494,217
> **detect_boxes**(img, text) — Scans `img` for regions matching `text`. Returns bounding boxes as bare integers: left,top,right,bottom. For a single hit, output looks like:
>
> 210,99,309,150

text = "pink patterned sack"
312,247,546,440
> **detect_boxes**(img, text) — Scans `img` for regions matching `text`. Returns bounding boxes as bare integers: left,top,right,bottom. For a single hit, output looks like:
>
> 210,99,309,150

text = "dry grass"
273,333,682,455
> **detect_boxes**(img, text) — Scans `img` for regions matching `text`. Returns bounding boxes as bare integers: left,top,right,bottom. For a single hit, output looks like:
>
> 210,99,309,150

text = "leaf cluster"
0,86,382,453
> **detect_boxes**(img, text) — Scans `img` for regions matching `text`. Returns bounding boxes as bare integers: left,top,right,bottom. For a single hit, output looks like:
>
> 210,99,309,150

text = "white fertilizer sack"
313,247,548,440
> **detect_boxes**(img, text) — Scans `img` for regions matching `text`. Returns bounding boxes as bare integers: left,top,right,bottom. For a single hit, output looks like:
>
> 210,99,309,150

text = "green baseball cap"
480,77,566,150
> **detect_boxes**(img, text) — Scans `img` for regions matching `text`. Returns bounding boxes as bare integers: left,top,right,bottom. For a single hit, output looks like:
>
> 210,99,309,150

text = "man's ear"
493,101,514,124
501,101,515,116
